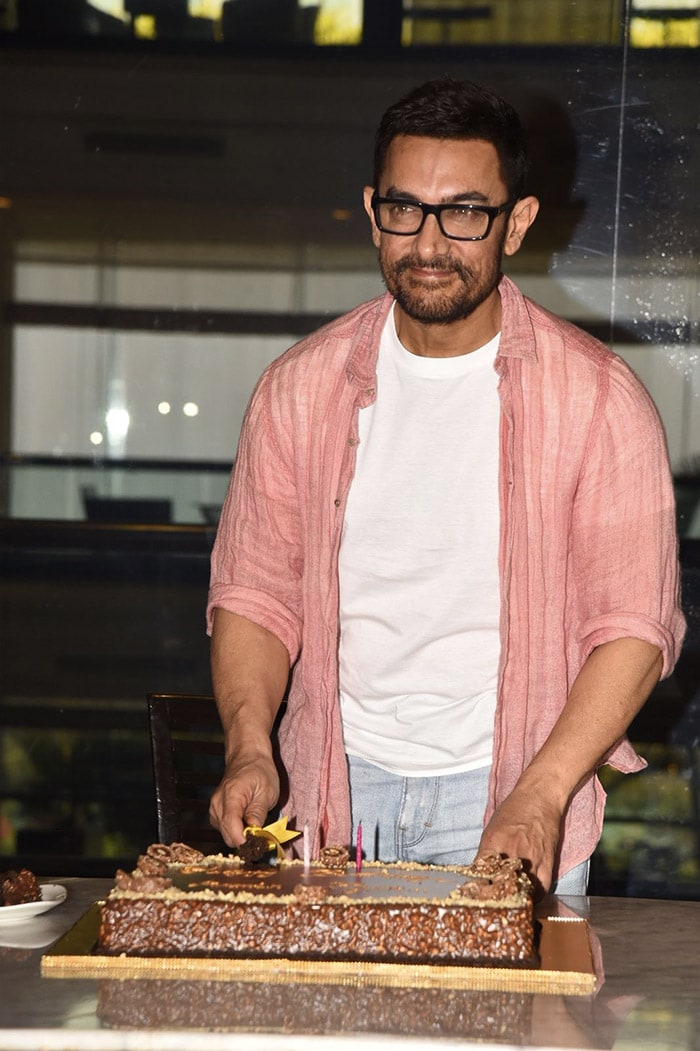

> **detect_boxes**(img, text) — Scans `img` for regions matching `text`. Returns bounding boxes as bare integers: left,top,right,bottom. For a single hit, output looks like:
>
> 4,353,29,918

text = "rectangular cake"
97,843,536,966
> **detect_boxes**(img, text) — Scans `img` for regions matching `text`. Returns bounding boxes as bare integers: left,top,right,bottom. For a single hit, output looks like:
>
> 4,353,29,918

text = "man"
207,78,685,894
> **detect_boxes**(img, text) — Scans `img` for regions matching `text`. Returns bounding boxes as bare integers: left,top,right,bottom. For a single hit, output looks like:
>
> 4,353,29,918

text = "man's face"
364,135,529,327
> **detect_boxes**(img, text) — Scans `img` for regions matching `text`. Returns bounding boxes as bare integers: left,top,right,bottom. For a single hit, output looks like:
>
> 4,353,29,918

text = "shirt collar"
497,274,538,363
345,273,538,389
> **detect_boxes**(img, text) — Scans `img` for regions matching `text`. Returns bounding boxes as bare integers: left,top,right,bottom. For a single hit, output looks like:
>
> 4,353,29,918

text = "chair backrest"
146,692,229,854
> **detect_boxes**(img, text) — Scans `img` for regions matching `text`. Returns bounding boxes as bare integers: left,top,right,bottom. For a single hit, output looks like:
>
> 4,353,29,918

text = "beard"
378,235,505,326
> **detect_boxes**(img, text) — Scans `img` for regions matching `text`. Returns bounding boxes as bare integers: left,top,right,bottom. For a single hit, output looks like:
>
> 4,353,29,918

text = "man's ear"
503,195,540,256
363,185,382,249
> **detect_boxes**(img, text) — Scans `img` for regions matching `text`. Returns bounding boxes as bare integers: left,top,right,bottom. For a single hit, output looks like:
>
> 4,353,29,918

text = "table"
1,878,699,1050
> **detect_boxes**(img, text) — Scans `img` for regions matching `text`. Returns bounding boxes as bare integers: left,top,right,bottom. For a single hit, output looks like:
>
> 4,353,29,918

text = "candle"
355,822,363,873
303,824,310,872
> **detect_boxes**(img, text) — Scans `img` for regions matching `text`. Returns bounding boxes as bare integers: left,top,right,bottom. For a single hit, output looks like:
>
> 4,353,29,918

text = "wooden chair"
146,692,229,853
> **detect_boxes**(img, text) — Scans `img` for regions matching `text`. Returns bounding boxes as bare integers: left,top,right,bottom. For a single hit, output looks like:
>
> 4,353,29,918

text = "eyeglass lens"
376,200,493,239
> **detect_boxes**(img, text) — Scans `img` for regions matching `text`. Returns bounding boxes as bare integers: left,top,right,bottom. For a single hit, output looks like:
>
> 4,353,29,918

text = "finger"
209,786,247,846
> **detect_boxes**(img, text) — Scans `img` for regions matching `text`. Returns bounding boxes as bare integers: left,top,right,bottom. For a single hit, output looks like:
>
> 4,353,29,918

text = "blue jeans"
347,754,590,894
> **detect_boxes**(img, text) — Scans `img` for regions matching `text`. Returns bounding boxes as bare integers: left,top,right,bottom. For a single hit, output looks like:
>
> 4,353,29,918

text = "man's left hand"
477,783,564,893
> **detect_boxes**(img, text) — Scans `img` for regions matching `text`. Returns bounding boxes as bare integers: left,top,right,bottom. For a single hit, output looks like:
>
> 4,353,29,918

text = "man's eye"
449,207,481,221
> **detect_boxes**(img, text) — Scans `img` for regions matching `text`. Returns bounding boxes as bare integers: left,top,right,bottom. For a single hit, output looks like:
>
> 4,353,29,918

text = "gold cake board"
42,904,597,996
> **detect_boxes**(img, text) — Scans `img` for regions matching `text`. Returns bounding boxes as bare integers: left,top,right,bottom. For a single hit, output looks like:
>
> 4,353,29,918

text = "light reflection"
87,1,223,17
133,15,156,39
87,0,125,15
315,0,362,44
105,407,130,441
631,0,700,46
83,0,363,45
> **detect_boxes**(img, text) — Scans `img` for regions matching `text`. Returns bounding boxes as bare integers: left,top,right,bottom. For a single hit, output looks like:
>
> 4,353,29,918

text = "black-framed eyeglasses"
371,193,517,241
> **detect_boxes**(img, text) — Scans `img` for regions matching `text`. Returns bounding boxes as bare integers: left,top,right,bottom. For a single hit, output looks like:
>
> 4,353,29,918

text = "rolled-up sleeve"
571,355,686,678
207,370,304,664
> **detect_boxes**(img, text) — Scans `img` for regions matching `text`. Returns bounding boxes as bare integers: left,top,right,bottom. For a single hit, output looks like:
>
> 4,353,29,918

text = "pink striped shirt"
208,275,685,877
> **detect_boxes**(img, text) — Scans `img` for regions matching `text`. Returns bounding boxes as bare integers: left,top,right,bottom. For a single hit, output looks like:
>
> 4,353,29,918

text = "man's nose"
413,212,449,253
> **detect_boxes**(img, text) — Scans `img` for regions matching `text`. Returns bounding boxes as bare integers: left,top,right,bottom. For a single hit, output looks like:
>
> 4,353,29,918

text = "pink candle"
355,822,363,873
303,824,310,871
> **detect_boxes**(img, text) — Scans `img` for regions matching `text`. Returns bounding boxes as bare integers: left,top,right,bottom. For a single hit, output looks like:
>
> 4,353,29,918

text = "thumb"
242,802,271,830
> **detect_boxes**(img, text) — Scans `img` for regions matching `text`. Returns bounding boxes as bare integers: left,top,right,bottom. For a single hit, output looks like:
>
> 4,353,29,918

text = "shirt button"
334,498,341,508
348,438,356,446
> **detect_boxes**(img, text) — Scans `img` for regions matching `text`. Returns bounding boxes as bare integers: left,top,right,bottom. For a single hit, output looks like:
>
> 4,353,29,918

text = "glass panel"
402,0,623,46
597,745,700,897
1,521,213,874
3,0,698,48
14,260,299,310
1,715,157,866
1,0,359,46
11,328,287,462
4,459,231,524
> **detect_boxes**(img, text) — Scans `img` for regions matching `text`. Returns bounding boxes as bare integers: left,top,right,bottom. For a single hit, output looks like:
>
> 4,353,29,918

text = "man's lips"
393,256,475,286
406,264,456,280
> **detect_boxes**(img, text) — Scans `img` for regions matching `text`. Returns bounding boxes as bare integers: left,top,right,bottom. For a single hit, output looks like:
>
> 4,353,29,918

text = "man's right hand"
209,750,280,848
209,608,290,848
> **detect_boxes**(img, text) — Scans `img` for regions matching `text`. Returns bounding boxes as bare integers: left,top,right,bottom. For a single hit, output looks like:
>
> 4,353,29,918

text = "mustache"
392,255,475,281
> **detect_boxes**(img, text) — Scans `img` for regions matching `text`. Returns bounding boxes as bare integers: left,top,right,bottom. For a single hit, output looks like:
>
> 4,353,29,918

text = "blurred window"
2,0,697,47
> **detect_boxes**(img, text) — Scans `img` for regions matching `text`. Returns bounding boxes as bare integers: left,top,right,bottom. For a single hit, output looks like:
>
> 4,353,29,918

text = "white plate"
0,916,63,949
0,884,67,925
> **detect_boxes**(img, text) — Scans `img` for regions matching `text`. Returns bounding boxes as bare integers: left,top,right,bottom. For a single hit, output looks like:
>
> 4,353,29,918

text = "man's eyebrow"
383,186,491,204
382,187,421,201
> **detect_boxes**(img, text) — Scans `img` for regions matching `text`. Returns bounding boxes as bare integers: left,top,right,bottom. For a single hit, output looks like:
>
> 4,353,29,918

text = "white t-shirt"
338,308,501,776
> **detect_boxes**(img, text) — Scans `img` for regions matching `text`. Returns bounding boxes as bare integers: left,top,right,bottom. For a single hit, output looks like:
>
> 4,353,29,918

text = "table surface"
1,877,699,1051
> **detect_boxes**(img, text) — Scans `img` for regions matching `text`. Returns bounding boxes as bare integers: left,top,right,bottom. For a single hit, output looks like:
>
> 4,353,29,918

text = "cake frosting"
97,842,536,966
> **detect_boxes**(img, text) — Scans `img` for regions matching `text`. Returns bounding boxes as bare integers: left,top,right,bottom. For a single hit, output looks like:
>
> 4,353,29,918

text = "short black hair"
373,77,530,200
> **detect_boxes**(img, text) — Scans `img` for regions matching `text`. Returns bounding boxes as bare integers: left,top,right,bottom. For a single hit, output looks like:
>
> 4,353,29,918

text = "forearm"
210,607,290,762
209,607,290,844
516,636,663,807
480,636,663,889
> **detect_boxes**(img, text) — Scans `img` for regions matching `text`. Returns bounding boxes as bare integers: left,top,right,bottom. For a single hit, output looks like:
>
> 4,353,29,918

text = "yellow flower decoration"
242,815,300,861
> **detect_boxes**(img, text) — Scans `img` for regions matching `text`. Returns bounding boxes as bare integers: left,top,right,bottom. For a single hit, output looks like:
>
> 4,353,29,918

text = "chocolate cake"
97,843,536,966
0,868,41,906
